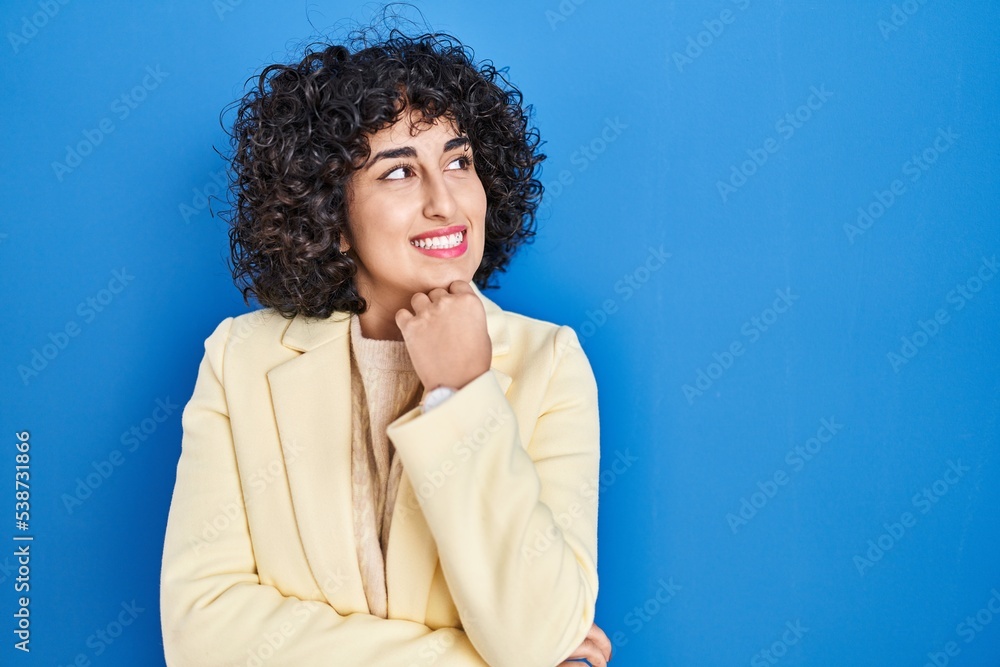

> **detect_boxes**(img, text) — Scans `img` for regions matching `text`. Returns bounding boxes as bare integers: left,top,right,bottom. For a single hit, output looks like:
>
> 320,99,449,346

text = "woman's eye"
383,164,411,181
382,155,471,181
447,155,472,170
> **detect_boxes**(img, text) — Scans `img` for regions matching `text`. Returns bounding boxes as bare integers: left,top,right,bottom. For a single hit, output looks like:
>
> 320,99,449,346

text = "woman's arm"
386,325,601,667
160,318,490,666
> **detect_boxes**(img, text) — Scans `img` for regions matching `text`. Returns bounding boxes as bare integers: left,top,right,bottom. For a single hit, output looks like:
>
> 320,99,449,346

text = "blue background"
2,1,998,665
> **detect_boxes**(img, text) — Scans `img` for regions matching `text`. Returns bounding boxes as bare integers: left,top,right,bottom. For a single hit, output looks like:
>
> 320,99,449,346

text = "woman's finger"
558,638,607,667
586,622,613,661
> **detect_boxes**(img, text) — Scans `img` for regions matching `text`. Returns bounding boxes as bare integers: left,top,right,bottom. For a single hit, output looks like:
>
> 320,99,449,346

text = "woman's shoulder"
493,305,588,368
197,307,295,355
500,307,564,340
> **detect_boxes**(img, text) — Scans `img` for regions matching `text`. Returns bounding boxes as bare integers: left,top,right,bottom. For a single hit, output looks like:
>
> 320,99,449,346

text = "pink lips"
410,229,468,258
409,225,467,242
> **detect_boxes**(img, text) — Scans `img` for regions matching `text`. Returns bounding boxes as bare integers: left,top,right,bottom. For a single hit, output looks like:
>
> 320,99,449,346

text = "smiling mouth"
409,229,467,250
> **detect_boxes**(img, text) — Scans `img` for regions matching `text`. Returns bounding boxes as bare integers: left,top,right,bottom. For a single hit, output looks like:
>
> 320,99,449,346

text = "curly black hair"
219,6,546,319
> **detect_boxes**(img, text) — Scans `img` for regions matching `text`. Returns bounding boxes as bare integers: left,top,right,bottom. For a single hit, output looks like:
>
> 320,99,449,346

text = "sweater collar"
348,312,413,371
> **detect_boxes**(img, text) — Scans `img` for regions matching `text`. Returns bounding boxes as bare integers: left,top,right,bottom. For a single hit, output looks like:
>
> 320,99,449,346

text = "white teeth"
411,230,464,249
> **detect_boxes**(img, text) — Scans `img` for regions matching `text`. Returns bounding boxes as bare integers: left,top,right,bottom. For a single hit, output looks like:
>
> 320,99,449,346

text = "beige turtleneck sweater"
348,312,424,619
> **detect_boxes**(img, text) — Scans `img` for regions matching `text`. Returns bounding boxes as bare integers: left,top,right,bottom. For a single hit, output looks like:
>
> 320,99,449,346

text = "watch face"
423,386,456,410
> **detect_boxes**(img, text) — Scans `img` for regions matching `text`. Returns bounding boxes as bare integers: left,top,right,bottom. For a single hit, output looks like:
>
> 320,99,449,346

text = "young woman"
160,18,611,667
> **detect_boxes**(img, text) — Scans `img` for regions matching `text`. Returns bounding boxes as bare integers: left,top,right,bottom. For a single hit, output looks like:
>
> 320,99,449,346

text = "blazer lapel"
266,310,368,613
267,280,513,622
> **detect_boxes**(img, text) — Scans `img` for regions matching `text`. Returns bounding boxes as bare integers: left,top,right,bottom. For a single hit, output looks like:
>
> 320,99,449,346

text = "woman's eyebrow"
364,136,470,171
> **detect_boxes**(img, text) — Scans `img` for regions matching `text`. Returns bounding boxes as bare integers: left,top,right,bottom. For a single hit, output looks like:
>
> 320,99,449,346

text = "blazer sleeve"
160,317,491,666
385,325,601,667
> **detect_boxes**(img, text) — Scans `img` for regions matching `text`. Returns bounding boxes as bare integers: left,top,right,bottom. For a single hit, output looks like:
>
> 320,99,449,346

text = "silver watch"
421,386,457,413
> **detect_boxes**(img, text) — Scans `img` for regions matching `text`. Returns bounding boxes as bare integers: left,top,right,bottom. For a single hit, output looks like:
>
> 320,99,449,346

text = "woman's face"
344,108,487,309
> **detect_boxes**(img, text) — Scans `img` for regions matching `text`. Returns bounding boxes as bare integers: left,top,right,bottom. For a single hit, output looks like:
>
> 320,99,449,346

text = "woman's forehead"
367,110,463,148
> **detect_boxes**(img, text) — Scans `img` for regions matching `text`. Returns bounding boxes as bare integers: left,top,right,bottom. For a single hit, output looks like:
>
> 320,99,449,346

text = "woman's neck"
356,306,405,341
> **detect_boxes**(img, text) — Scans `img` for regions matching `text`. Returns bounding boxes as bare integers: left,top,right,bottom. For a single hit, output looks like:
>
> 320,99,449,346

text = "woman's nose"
421,169,458,220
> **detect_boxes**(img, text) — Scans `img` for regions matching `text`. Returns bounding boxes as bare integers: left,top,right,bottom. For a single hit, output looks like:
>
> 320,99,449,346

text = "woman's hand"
395,280,492,393
557,621,613,666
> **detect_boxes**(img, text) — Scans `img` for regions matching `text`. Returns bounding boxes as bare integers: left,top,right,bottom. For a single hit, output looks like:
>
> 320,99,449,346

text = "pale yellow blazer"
160,280,601,666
